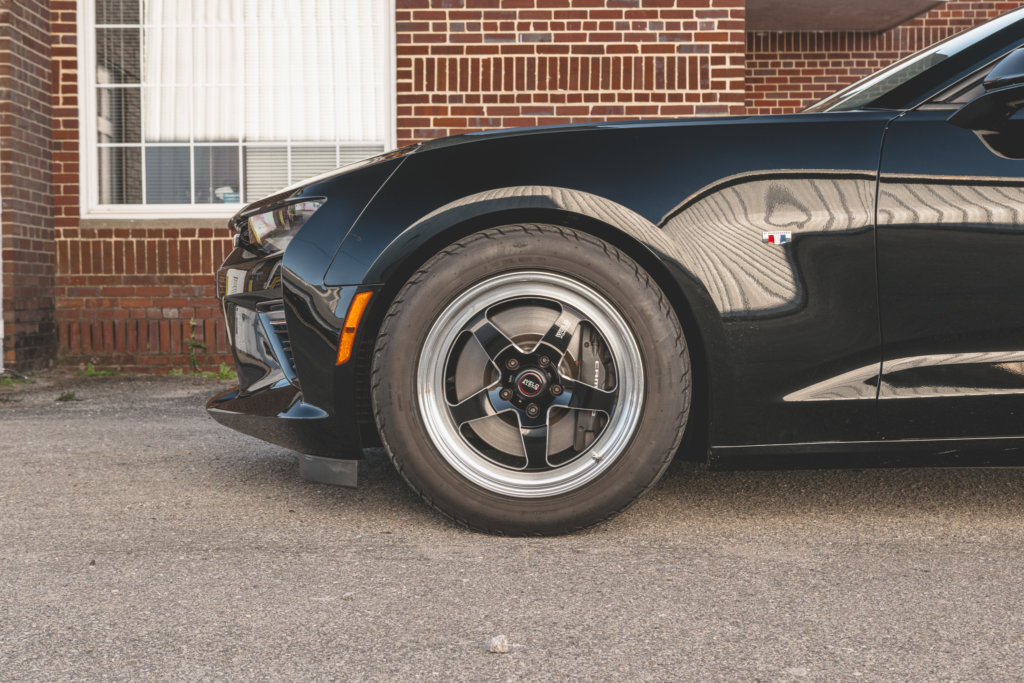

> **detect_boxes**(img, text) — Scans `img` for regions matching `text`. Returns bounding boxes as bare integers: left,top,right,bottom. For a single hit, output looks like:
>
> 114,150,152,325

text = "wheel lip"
417,270,645,499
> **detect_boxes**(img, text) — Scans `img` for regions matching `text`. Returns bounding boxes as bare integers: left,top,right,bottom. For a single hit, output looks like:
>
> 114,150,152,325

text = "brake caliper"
573,325,606,451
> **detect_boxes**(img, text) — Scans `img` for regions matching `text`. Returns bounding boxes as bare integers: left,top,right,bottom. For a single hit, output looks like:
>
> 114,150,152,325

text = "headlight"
245,198,325,253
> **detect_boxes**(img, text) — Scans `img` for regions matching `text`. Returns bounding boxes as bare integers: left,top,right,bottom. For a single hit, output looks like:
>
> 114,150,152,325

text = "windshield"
806,10,1024,112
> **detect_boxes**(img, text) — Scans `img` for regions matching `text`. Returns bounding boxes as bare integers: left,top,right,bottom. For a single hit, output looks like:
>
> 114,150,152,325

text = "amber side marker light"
336,291,373,365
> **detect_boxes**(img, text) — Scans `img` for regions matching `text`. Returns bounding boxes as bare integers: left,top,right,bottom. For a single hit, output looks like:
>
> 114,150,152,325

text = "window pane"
146,146,191,204
193,27,242,86
96,0,140,26
191,0,243,27
194,86,241,143
142,25,192,86
244,147,287,201
242,23,292,143
279,20,336,142
97,28,141,84
241,1,389,144
141,0,191,27
291,147,336,180
195,146,241,204
97,87,141,144
98,147,143,204
143,86,190,142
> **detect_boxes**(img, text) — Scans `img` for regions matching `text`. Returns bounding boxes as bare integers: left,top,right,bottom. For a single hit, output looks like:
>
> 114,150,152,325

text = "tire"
371,224,691,535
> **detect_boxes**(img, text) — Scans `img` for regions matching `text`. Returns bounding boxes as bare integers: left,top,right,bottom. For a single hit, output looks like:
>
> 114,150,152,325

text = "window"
82,0,395,216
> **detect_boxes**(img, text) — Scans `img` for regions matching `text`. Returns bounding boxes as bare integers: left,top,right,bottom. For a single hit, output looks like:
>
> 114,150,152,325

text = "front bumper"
205,155,410,486
207,385,358,487
206,278,364,486
206,382,335,457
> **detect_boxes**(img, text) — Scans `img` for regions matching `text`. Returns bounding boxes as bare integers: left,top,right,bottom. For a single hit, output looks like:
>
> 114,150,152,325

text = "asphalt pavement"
2,373,1024,681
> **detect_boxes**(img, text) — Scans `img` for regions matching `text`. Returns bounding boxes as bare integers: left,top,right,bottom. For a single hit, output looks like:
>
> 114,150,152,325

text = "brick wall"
395,0,747,146
49,4,232,372
54,218,233,372
0,0,56,370
746,0,1024,115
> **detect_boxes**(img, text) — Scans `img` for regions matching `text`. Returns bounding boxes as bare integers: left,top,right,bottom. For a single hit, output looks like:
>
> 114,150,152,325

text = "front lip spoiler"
206,384,360,487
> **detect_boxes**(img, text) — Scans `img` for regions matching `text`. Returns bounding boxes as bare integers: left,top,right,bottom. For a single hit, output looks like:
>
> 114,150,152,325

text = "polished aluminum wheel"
417,271,644,498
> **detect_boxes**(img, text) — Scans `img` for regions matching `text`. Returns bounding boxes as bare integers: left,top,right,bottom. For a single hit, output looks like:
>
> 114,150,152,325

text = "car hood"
234,114,762,220
415,115,754,152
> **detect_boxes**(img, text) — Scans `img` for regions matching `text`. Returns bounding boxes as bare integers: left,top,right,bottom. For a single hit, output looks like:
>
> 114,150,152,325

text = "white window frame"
77,0,397,219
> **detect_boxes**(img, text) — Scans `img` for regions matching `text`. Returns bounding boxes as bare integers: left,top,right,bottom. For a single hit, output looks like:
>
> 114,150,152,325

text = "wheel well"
353,214,711,463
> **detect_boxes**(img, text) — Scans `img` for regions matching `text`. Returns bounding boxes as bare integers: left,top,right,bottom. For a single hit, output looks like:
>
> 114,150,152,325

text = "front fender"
325,185,724,345
325,184,729,458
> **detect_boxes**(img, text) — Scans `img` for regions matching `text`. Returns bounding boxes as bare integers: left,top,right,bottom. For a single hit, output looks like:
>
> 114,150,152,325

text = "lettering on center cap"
518,372,543,396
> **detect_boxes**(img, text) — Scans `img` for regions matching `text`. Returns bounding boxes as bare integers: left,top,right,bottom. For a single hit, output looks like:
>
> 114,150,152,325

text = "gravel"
2,373,1024,680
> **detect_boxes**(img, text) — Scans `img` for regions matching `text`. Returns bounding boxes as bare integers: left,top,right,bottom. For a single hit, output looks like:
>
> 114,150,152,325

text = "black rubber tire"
371,224,691,535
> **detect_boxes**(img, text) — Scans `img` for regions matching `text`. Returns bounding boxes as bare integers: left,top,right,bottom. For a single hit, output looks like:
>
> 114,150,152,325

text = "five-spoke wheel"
418,271,643,497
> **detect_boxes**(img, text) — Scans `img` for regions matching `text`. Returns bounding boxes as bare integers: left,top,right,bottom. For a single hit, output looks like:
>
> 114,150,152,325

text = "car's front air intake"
261,307,296,380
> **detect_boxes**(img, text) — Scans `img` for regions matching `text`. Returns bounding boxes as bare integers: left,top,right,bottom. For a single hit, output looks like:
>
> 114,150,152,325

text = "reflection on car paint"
878,173,1024,226
878,172,1024,406
659,170,874,317
784,350,1024,402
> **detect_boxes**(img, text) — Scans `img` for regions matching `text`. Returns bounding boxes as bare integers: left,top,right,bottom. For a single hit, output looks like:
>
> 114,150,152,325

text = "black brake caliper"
573,325,605,451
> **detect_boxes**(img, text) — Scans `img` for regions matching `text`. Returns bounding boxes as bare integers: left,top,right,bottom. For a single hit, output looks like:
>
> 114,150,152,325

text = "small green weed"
215,363,236,380
169,363,236,380
0,371,31,387
56,391,79,402
78,363,119,377
185,320,206,372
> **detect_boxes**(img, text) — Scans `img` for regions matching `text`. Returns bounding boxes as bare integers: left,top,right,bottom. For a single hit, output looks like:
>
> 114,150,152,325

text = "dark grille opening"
269,319,294,367
263,309,296,376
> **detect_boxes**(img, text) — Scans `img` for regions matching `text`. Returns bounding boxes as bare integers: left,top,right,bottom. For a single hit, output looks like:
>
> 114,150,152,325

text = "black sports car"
208,8,1024,534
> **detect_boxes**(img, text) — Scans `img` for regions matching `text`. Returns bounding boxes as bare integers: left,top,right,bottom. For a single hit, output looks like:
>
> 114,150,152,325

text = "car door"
877,55,1024,440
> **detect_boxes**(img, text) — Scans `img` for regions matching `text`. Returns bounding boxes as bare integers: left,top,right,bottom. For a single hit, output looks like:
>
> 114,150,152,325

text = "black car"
208,8,1024,534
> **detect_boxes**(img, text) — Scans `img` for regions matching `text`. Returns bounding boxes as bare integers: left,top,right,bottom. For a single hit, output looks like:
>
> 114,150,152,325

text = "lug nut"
525,403,540,418
539,356,550,368
499,388,513,401
550,384,563,396
505,358,520,370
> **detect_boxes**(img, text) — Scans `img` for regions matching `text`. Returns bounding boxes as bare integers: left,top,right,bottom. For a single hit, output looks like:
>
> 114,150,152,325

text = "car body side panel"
207,10,1024,476
324,113,894,448
877,108,1024,439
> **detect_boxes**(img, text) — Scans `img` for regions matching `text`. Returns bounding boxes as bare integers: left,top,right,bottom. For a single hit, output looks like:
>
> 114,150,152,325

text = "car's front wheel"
371,225,690,534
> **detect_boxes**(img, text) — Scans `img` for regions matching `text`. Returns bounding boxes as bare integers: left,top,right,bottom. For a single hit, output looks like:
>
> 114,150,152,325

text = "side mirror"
949,49,1024,131
984,47,1024,90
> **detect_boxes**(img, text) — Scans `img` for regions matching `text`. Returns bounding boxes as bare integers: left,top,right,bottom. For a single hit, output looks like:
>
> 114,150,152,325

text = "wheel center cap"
515,370,546,397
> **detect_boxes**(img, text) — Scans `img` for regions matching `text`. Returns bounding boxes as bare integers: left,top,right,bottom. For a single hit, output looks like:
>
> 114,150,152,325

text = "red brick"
744,1,1024,113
